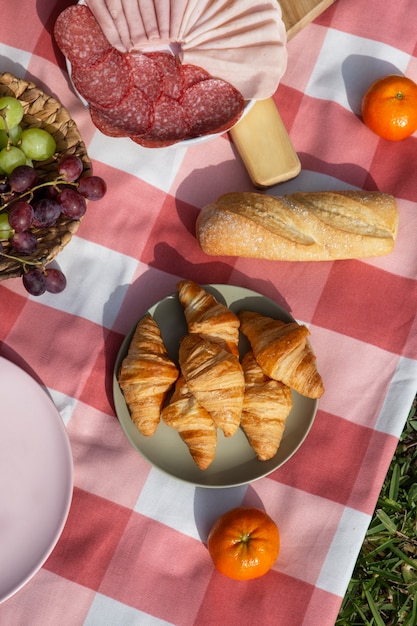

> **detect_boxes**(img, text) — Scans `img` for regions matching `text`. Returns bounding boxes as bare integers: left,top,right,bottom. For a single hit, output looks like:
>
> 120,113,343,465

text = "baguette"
196,191,399,261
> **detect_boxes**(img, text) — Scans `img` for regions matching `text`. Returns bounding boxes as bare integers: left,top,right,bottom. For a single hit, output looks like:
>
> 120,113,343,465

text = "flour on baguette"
196,191,399,261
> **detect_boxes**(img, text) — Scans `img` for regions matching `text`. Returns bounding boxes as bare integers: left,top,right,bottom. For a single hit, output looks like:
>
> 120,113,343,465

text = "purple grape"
45,183,68,200
9,165,37,192
32,198,61,227
11,230,37,255
0,178,10,193
77,176,107,201
8,200,34,232
22,268,46,295
57,155,84,182
58,187,87,219
44,268,66,293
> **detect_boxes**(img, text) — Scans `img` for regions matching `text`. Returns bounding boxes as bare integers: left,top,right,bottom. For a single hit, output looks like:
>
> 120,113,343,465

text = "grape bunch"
0,95,107,296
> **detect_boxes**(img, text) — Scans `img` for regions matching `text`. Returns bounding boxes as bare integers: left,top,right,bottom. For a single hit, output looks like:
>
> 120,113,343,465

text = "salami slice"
144,52,184,101
72,48,131,109
181,79,245,137
125,53,162,102
180,64,211,89
131,136,179,148
89,107,129,137
92,87,153,136
135,95,190,145
54,5,112,69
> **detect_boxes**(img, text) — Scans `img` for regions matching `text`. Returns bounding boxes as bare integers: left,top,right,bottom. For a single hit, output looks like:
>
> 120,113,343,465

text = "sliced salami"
72,48,131,109
131,136,179,148
125,53,162,102
180,64,211,89
89,107,129,137
181,79,245,137
54,5,112,69
93,87,153,135
135,95,190,145
144,52,184,101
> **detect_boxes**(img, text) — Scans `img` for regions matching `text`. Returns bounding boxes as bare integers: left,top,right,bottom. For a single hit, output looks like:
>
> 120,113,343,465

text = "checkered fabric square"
1,1,417,624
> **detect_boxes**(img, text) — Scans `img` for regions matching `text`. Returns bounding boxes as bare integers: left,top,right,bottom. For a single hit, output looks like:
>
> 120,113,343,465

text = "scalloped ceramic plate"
113,285,318,488
0,357,73,602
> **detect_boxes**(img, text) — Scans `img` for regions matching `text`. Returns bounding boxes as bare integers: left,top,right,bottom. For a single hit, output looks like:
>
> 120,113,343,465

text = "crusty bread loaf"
196,191,399,261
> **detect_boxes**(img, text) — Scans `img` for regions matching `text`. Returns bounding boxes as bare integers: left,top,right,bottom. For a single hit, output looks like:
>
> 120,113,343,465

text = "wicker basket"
0,72,92,280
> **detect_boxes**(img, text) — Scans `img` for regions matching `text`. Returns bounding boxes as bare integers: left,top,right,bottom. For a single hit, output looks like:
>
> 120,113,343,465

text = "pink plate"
0,357,73,603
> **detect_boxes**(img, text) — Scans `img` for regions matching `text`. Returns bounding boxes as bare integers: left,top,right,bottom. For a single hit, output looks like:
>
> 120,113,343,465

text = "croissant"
118,314,179,436
241,350,293,461
238,310,324,399
177,280,240,356
162,375,217,470
178,333,245,437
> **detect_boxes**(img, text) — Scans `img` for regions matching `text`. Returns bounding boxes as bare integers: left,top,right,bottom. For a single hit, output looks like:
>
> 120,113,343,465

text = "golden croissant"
178,333,245,437
238,310,324,399
118,314,179,436
177,280,240,356
241,350,293,461
162,375,217,470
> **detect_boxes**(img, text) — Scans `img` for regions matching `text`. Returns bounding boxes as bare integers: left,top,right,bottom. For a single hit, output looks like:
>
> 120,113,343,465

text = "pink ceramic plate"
0,357,73,603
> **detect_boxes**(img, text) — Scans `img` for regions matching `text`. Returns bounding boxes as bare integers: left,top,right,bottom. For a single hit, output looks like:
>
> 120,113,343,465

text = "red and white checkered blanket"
1,0,417,623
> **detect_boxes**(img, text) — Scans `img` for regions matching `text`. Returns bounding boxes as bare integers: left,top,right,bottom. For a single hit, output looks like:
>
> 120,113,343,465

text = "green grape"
0,125,23,149
9,124,23,145
20,128,56,161
0,130,7,150
0,97,24,131
0,213,13,239
0,146,27,175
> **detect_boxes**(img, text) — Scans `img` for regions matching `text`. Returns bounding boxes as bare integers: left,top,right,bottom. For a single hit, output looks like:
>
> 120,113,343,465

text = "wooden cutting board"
230,0,336,187
280,0,335,41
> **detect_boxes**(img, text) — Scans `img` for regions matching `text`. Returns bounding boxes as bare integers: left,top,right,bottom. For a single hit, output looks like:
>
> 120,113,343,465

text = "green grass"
336,397,417,625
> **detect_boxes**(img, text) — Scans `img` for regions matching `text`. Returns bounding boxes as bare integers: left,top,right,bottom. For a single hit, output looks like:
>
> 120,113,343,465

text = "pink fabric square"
78,328,124,415
44,487,133,589
0,284,27,339
272,411,374,507
78,165,167,255
328,0,417,55
284,23,328,92
347,430,399,514
0,2,40,51
67,404,151,508
313,260,417,352
196,570,314,626
140,194,238,284
99,514,213,624
313,329,399,429
314,2,338,29
172,136,253,208
290,98,376,188
301,586,344,626
32,2,69,66
231,256,333,323
111,267,181,335
0,569,95,626
365,137,417,201
274,83,305,130
5,305,105,400
403,310,417,360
